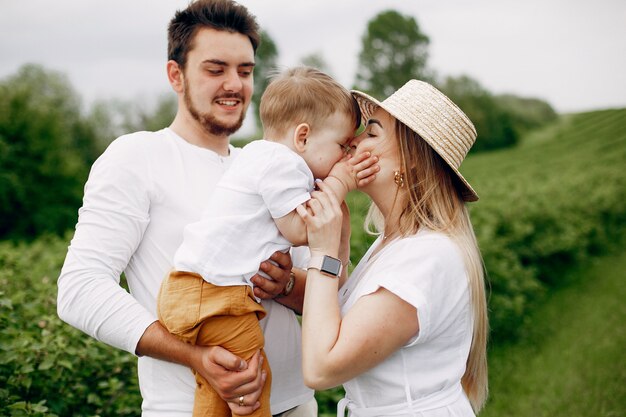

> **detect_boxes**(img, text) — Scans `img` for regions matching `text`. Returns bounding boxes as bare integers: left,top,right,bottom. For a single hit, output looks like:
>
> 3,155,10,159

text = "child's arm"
274,209,308,247
273,172,350,247
324,150,378,198
273,175,350,247
275,151,379,247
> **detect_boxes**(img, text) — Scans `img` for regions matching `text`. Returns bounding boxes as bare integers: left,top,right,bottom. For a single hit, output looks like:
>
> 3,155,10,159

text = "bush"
494,94,558,135
457,108,625,340
0,235,141,416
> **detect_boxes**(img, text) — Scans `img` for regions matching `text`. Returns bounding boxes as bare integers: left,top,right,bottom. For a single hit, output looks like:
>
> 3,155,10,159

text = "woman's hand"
296,180,343,257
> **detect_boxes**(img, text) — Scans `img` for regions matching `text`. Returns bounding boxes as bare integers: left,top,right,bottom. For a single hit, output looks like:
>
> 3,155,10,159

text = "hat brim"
352,89,479,202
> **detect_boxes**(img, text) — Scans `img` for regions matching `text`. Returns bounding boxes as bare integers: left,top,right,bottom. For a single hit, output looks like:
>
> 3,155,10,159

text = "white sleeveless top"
337,229,476,416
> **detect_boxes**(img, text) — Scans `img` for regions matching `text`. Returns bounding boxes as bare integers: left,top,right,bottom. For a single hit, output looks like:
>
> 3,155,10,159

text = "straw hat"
352,80,479,202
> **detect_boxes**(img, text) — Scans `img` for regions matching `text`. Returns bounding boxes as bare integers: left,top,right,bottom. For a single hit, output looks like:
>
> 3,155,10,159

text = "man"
57,1,316,416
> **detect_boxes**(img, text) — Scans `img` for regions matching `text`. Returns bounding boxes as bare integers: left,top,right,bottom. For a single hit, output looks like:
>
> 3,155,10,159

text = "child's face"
302,111,354,179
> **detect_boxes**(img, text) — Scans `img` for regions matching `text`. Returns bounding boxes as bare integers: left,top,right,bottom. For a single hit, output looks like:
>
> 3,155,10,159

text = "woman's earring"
394,171,405,187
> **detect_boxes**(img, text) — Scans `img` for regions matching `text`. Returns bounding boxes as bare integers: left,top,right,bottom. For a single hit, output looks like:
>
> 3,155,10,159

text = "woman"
297,80,488,416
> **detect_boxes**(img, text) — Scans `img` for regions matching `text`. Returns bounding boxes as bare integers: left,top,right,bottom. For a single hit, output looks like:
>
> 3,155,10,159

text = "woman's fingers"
312,181,341,209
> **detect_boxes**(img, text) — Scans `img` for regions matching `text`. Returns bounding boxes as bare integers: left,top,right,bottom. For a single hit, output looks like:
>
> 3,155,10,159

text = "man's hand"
251,250,305,314
136,322,266,415
191,347,266,415
250,250,293,300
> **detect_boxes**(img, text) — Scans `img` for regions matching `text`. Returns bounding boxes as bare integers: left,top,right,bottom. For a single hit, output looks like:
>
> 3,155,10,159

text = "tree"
355,10,431,98
251,30,279,130
0,64,97,239
87,93,177,144
300,52,332,75
494,94,557,134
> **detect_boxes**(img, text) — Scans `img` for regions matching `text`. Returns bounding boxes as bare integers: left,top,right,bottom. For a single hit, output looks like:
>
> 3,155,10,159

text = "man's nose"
223,69,243,92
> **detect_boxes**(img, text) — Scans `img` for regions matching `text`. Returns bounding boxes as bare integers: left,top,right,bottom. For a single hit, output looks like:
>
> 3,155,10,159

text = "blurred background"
1,1,625,416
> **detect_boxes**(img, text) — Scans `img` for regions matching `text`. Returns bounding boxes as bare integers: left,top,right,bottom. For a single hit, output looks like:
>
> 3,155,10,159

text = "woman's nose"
350,132,365,147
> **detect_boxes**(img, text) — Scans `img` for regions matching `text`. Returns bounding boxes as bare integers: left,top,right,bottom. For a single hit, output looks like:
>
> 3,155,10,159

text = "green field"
482,247,626,417
1,108,625,415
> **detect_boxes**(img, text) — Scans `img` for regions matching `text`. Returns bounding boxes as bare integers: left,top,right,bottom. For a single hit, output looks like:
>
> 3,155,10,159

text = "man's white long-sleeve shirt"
57,128,313,416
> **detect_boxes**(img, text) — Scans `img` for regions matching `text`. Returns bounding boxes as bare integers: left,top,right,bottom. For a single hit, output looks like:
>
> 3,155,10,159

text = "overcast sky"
2,0,625,136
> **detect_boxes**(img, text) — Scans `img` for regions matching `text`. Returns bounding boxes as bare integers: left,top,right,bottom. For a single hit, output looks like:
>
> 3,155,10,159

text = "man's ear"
293,123,310,152
167,60,184,93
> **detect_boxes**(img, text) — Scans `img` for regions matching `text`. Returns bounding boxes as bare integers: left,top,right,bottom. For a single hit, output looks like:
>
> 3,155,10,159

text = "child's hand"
350,151,379,188
326,152,379,192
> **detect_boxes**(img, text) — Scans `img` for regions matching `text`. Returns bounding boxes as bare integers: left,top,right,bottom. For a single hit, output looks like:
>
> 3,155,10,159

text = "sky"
2,0,625,136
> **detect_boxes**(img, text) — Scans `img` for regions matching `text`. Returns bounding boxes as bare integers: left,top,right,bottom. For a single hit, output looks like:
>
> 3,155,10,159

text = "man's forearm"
135,321,199,365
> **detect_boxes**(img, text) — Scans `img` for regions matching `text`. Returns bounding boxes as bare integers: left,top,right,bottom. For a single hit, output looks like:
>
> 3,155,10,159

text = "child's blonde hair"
260,66,360,138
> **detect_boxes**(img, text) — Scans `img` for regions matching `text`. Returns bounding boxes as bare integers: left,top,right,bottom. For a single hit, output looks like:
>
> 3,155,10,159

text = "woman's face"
350,107,402,192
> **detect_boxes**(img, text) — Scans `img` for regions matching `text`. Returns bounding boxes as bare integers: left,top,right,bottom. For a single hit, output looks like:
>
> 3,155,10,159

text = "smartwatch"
308,255,343,278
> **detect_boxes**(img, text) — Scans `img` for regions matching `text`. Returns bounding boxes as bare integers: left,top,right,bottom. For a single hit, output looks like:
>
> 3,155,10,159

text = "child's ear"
293,123,310,152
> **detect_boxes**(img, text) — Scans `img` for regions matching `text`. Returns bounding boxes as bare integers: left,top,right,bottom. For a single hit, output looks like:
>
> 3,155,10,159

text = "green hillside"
482,248,626,417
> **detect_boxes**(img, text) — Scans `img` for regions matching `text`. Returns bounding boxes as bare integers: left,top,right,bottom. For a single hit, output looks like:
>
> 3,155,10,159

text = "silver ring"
238,395,245,407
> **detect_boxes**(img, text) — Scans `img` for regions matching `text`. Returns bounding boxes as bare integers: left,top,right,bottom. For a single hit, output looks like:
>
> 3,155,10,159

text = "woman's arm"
302,280,418,389
297,181,418,390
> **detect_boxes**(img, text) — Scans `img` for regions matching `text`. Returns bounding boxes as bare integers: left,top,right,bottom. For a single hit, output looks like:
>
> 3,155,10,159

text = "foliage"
355,10,431,98
0,64,180,241
0,65,99,240
0,235,141,416
482,248,626,416
299,52,333,76
467,109,625,339
1,109,624,415
251,30,279,130
439,75,519,151
494,94,558,135
88,93,177,143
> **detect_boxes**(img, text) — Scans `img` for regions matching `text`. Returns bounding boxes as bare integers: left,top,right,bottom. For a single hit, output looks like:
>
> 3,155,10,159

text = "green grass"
482,247,626,417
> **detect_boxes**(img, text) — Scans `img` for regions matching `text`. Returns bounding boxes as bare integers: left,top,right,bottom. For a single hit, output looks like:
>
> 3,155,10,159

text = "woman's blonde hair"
365,119,489,412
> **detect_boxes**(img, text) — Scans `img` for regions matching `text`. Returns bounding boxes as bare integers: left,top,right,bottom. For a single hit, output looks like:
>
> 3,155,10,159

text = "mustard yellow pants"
157,270,271,417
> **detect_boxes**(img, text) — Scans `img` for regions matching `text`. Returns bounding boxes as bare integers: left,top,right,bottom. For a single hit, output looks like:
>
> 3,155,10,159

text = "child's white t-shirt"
174,140,313,286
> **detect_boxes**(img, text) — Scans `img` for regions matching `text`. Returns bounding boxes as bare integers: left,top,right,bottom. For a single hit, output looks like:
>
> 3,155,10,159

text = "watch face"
321,256,342,276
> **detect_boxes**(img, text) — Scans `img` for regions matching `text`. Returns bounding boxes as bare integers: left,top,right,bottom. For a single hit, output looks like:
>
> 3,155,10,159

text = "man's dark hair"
168,0,260,68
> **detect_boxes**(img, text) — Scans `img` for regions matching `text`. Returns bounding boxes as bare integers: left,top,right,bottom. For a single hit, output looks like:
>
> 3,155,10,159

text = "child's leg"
194,311,271,417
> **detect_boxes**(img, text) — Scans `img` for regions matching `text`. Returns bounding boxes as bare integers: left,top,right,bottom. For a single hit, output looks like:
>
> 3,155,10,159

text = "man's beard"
184,80,246,137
